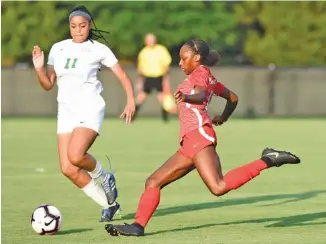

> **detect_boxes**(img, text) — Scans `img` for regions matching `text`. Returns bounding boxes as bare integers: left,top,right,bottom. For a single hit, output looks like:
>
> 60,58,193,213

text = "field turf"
2,118,325,244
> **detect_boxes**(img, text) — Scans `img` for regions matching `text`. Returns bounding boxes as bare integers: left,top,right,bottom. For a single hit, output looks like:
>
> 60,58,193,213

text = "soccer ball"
31,204,62,235
162,93,177,114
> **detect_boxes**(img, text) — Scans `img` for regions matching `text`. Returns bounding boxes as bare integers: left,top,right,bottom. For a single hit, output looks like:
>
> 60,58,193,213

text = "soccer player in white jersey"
31,5,135,222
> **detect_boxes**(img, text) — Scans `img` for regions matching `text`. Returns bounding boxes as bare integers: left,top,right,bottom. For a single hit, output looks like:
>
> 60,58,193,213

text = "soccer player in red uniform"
105,40,301,236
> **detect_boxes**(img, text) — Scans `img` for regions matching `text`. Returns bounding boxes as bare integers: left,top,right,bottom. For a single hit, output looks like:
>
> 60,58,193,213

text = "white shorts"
57,95,105,134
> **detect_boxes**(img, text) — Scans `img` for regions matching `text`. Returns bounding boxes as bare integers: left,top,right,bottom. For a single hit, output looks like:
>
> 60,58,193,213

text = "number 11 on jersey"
64,58,78,69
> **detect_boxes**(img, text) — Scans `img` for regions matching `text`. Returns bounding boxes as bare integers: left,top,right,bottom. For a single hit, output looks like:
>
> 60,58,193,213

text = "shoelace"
105,155,115,174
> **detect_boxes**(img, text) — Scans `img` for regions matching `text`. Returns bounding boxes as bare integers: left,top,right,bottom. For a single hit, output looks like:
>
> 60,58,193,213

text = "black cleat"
105,222,145,237
261,147,301,167
99,202,121,222
261,147,274,157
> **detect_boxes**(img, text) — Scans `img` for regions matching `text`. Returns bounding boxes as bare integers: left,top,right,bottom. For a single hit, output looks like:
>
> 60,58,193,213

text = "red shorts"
178,125,217,160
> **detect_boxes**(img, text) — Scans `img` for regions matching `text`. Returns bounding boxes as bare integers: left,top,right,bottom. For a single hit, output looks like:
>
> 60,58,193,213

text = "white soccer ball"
162,93,177,114
31,204,62,235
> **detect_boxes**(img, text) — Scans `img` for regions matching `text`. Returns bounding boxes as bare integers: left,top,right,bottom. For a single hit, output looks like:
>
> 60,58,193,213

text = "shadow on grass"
122,190,326,220
57,228,93,235
146,211,326,236
215,211,326,227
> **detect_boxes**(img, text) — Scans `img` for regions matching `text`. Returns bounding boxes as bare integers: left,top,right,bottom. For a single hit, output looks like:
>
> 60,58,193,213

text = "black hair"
184,39,220,66
69,5,110,45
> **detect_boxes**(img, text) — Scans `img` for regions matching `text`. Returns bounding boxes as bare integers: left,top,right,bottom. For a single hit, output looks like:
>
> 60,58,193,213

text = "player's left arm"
213,87,238,125
101,45,135,123
111,63,136,123
111,63,135,102
101,45,135,103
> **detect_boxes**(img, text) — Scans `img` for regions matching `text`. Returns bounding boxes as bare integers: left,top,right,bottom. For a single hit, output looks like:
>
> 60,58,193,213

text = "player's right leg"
105,152,194,237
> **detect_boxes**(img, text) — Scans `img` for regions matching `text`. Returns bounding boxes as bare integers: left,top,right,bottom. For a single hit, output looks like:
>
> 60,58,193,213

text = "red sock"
223,159,268,190
134,187,160,228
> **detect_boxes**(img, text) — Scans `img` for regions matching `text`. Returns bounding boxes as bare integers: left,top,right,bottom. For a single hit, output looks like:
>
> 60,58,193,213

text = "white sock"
89,161,108,184
82,179,116,208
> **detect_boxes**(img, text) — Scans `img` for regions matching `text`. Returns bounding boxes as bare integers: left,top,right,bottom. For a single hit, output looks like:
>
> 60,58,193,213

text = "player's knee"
67,150,84,167
208,183,227,197
145,177,161,189
60,163,78,180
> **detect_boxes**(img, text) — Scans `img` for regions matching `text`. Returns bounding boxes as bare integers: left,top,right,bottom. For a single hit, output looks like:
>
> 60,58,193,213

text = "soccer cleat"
261,147,301,167
261,147,274,157
99,202,121,222
102,155,118,205
105,222,145,236
101,173,118,205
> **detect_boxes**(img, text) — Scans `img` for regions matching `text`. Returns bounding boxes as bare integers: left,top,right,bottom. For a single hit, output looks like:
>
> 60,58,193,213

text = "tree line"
2,1,326,66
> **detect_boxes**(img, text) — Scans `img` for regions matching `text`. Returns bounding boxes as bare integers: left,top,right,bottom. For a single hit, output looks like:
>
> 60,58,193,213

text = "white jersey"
47,39,118,103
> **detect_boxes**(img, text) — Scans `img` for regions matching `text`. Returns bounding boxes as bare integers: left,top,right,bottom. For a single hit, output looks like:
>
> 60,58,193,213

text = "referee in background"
133,33,172,122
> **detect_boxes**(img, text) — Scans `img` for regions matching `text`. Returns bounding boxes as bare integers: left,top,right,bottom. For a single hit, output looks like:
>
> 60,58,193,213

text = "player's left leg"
194,146,301,197
67,127,120,221
133,77,151,121
134,91,148,117
105,152,195,236
67,127,98,171
157,92,168,122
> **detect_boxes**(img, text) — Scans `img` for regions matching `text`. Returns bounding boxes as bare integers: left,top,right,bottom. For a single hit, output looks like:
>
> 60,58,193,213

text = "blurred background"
1,1,326,118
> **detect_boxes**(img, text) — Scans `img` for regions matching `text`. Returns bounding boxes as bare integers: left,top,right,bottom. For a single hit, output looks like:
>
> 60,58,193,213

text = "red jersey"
176,65,225,139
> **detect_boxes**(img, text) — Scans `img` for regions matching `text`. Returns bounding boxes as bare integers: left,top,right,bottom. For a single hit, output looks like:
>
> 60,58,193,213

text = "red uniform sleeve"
190,69,208,88
213,82,225,96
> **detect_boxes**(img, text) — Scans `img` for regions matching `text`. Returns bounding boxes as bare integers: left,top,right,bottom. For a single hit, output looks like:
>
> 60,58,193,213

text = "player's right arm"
174,87,206,105
174,70,207,105
32,45,56,91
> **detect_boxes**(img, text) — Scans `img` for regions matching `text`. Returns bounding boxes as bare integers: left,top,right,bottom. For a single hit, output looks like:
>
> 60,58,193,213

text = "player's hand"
212,115,227,126
120,99,135,124
32,45,44,69
174,91,186,104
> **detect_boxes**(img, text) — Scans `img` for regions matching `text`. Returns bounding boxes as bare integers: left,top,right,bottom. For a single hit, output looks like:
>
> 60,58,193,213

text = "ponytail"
184,39,220,66
202,51,220,66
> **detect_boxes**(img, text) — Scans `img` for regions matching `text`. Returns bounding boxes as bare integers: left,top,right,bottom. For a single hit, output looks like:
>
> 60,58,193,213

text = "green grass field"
2,118,326,244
